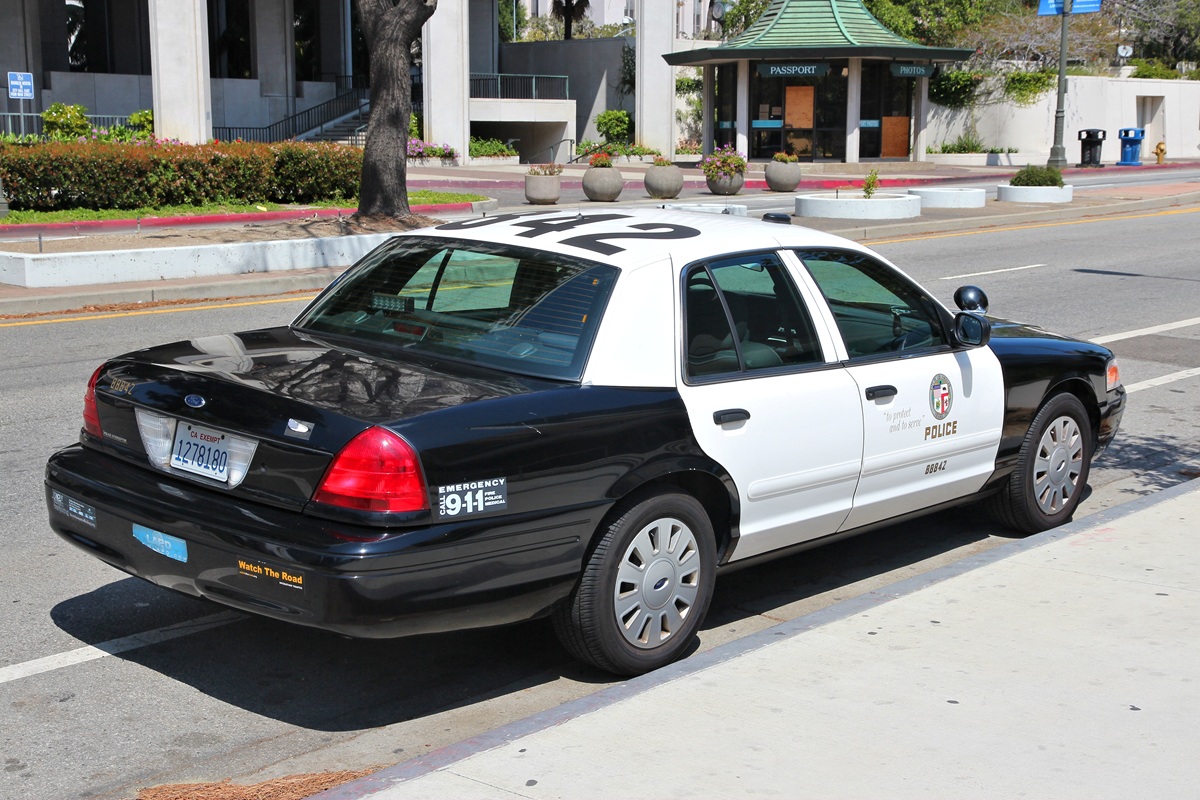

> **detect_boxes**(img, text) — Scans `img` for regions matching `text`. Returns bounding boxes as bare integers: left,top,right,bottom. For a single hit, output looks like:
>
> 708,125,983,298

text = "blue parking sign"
7,72,34,100
1038,0,1102,13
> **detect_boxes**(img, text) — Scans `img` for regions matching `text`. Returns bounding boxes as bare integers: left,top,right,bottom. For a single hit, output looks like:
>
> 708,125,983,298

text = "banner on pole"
1038,0,1102,14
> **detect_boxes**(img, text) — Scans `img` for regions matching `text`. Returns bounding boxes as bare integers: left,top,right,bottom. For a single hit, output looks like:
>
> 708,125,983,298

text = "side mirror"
954,312,991,348
954,285,988,313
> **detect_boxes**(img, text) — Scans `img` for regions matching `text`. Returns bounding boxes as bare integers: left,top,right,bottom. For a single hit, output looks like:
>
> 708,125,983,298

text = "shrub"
595,110,632,144
468,137,518,158
1129,59,1180,80
772,152,799,163
129,110,154,138
863,168,880,199
42,103,91,140
406,140,457,159
270,142,359,203
939,131,988,154
676,141,702,155
1010,164,1064,187
1003,70,1057,106
929,70,984,109
527,163,563,176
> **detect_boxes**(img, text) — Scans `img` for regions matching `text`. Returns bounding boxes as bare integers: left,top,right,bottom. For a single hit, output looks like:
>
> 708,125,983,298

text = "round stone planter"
582,167,624,202
644,165,684,199
764,161,803,192
996,184,1073,204
794,192,921,219
706,173,745,196
524,174,561,205
907,187,986,209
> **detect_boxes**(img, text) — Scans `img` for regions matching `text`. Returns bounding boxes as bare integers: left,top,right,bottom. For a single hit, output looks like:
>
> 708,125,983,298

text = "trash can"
1117,127,1145,166
1077,128,1106,167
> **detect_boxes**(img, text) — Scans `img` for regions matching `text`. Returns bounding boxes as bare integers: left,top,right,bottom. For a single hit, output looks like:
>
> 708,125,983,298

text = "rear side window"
684,252,824,380
294,236,618,380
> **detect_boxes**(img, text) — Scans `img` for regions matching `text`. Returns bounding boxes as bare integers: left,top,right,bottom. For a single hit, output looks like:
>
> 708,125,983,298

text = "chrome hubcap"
614,517,701,649
1033,415,1084,515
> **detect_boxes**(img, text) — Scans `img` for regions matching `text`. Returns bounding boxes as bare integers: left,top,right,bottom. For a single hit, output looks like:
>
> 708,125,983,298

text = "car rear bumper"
46,445,590,638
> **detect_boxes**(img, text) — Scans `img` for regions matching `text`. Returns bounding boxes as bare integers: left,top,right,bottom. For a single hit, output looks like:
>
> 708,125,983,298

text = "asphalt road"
2,203,1199,800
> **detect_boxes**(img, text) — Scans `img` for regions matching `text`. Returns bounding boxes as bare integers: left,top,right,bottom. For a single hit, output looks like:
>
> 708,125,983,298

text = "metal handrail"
468,73,569,100
213,87,370,143
569,140,610,164
530,138,575,164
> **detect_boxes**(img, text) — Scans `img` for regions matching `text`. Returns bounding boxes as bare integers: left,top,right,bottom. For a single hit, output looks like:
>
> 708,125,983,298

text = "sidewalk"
317,478,1200,800
2,160,1199,317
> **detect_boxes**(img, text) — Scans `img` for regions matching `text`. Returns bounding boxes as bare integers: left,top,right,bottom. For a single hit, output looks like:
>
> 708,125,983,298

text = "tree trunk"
355,0,436,218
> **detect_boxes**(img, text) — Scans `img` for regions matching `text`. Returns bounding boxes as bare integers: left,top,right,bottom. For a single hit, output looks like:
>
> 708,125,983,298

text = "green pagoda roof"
664,0,974,66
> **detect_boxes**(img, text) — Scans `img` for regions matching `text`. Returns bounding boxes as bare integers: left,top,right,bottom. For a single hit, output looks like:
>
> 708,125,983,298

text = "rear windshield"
293,236,619,380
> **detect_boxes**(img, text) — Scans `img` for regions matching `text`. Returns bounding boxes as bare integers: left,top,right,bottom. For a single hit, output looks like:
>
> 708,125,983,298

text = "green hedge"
0,141,362,211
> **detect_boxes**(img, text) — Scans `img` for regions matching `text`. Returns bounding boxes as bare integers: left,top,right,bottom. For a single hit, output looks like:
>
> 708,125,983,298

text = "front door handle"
865,385,897,401
713,408,751,425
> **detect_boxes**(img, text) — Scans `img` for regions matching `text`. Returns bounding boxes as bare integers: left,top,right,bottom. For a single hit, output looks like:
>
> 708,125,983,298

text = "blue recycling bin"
1117,127,1144,166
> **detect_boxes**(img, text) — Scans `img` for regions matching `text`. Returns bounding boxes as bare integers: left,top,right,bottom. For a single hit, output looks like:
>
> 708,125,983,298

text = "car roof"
412,208,868,271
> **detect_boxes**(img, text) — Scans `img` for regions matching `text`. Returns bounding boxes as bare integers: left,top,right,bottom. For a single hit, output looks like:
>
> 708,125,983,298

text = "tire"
553,492,717,676
988,393,1093,534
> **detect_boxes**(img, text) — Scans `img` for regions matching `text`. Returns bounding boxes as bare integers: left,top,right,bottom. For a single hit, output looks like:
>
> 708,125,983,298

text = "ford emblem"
184,394,206,409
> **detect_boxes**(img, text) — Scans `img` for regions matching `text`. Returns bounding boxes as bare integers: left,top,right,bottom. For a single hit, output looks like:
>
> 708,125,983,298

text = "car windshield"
293,236,619,380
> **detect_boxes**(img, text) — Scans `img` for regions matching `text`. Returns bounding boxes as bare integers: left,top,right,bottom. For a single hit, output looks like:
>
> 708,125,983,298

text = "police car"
45,210,1125,675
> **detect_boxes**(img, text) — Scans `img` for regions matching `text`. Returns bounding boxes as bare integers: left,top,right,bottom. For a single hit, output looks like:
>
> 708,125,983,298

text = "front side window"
684,252,823,379
294,237,618,380
795,249,947,359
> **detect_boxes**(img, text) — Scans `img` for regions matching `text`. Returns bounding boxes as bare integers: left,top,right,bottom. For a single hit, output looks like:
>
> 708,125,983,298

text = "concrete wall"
500,38,629,145
42,72,155,116
470,97,575,162
927,76,1200,163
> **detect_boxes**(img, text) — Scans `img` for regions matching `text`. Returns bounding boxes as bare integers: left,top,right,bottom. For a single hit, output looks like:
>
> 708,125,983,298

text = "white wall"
927,76,1200,163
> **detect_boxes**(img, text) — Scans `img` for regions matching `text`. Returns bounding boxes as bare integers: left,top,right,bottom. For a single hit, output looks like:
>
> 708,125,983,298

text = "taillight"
313,427,428,513
82,365,104,438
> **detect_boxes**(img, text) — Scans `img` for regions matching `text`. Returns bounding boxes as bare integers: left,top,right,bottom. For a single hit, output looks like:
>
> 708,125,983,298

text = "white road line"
940,264,1046,281
1092,316,1200,344
1124,366,1200,394
0,611,242,686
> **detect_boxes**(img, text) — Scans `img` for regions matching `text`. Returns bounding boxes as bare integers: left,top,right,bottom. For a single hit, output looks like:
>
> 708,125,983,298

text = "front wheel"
988,393,1092,534
553,492,717,675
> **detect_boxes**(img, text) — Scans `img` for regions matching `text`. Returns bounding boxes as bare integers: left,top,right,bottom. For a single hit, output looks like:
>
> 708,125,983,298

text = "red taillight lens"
313,427,428,513
82,365,104,438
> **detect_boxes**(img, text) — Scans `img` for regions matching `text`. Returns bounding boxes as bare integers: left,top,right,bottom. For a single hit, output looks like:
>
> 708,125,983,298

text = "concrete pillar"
701,64,714,155
253,0,296,119
845,57,861,163
735,59,749,155
148,0,212,143
423,0,471,159
635,0,674,156
912,75,929,162
318,0,348,82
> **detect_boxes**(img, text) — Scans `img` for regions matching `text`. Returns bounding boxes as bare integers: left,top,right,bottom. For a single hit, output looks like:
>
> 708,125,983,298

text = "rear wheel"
553,492,716,675
989,393,1092,534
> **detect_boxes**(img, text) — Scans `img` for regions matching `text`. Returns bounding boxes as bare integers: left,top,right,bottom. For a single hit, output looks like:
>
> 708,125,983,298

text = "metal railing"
214,86,370,143
2,112,133,138
469,73,569,100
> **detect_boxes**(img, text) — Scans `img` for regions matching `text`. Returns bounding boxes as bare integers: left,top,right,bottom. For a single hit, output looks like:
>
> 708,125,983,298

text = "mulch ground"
136,769,377,800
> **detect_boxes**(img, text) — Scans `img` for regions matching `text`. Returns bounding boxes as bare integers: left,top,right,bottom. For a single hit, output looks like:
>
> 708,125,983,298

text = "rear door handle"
713,408,751,425
865,385,897,401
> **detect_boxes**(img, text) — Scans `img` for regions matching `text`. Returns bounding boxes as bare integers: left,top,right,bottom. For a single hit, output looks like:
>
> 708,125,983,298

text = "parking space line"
1124,366,1200,394
0,611,242,685
0,295,315,328
940,263,1046,281
1092,316,1200,344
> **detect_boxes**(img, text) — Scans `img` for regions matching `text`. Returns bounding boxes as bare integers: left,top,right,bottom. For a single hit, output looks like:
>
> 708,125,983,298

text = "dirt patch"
136,769,377,800
0,213,443,255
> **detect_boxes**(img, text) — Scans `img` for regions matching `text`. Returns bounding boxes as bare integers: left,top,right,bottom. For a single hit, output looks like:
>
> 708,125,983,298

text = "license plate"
133,524,188,562
171,422,232,482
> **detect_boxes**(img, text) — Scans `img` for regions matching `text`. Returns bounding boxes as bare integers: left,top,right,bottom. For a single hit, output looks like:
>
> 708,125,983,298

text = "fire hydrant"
1154,141,1167,165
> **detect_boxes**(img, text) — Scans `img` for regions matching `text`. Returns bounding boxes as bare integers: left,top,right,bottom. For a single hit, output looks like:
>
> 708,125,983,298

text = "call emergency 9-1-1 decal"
436,478,509,519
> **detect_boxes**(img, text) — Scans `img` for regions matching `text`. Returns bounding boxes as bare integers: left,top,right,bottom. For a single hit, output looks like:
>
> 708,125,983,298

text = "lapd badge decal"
929,374,953,420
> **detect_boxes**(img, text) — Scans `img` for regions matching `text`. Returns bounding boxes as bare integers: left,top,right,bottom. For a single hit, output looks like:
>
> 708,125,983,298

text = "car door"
787,248,1004,531
674,252,864,562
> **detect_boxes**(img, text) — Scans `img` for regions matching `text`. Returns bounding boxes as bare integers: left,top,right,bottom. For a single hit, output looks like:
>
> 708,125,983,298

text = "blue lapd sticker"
133,524,189,562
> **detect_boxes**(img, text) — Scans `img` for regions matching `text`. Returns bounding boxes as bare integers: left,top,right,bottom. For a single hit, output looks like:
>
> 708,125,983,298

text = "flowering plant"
527,163,564,176
772,151,799,163
407,139,457,159
652,155,674,167
699,145,746,181
588,152,614,168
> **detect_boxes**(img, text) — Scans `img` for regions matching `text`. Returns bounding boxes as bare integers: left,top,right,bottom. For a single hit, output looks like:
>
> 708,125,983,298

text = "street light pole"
1047,0,1073,168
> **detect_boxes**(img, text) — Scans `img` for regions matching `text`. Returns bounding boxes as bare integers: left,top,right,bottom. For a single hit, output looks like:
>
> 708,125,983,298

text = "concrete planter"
644,165,684,199
467,156,519,166
907,187,987,208
996,184,1074,203
706,173,745,196
582,167,624,202
524,174,561,205
927,153,1022,167
795,192,921,219
764,161,803,192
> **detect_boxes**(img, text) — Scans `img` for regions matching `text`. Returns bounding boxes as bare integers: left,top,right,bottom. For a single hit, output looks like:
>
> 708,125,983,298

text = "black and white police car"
46,209,1125,675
